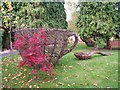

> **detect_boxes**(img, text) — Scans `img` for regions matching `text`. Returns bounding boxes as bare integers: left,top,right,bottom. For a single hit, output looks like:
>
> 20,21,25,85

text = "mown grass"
2,43,119,88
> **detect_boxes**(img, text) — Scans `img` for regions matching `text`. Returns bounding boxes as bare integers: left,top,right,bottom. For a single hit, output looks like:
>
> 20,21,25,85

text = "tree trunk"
2,31,10,51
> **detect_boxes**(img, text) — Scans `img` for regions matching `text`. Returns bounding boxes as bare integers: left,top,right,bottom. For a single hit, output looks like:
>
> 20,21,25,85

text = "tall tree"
13,2,67,29
0,1,16,50
1,2,68,50
76,2,120,48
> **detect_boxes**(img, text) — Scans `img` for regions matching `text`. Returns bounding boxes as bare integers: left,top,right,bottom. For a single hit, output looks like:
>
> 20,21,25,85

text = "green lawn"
1,43,119,88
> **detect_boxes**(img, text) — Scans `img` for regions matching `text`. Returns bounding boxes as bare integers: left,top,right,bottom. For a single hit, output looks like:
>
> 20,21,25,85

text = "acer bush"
14,29,53,76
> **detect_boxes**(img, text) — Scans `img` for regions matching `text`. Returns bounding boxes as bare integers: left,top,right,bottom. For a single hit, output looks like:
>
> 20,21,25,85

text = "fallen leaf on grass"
21,80,24,84
15,78,18,80
7,86,11,88
54,77,58,80
20,86,23,88
6,64,9,67
28,78,33,83
33,85,37,87
42,82,45,84
93,82,97,86
47,80,51,83
24,69,27,72
29,85,32,88
5,79,8,81
14,83,17,85
55,84,59,87
83,64,86,66
5,69,8,71
106,77,109,80
22,75,26,79
13,59,17,62
8,74,11,77
83,82,88,86
17,73,22,77
69,66,73,69
67,84,70,87
96,75,100,77
12,76,16,80
74,74,79,78
90,68,93,71
36,86,39,88
72,83,75,85
18,57,23,61
3,77,7,79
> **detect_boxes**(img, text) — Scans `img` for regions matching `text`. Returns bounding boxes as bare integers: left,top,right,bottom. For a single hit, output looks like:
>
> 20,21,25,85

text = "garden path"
0,50,19,58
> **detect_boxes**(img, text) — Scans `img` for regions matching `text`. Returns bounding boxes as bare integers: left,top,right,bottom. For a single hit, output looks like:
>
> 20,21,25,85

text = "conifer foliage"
76,2,120,47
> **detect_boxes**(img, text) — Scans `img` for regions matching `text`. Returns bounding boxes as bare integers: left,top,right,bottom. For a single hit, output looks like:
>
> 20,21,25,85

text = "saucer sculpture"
74,51,112,60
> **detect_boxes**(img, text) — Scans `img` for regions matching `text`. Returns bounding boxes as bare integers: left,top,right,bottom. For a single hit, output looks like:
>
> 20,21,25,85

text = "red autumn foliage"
14,29,53,75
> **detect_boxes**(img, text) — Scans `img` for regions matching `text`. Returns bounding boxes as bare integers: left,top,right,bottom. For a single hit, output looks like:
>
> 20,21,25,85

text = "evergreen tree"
1,1,68,50
76,2,120,48
13,2,68,29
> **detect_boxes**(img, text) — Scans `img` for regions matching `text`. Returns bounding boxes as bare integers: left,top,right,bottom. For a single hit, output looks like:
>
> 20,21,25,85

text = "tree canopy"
12,2,67,29
0,1,68,50
76,2,120,47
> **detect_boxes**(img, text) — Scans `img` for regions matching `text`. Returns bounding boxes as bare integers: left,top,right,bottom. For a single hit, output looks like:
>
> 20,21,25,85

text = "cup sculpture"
14,28,78,65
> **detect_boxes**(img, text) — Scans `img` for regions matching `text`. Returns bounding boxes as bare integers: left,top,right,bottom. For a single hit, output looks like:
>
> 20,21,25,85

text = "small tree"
76,2,120,48
0,1,16,50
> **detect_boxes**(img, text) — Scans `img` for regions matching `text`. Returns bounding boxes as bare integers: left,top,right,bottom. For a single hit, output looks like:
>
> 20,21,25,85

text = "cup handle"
63,32,78,55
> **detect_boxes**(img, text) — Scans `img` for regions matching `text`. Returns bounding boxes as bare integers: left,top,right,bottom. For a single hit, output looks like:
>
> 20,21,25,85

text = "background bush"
0,1,68,50
76,2,120,48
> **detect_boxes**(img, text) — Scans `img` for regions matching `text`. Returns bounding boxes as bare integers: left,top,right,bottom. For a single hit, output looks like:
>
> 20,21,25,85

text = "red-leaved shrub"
14,29,53,75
